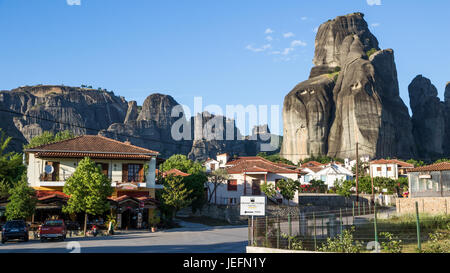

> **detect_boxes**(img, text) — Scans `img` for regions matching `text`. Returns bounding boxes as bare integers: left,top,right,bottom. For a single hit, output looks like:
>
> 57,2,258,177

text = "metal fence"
248,202,449,252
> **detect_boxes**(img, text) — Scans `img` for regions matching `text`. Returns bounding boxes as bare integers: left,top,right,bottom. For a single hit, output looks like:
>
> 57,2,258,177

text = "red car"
39,219,67,242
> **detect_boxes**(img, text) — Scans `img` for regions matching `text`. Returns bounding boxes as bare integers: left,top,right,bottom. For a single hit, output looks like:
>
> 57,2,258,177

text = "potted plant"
149,215,160,232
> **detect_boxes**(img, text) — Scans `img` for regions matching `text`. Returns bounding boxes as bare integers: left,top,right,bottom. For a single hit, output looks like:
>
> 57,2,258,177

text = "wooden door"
252,180,261,195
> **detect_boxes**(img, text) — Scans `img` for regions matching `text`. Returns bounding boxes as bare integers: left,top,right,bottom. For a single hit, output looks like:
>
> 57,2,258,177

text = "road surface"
0,220,248,253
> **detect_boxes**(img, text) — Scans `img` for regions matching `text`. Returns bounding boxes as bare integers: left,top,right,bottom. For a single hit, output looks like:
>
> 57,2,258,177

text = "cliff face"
0,85,128,152
408,76,447,160
0,86,279,159
281,13,417,163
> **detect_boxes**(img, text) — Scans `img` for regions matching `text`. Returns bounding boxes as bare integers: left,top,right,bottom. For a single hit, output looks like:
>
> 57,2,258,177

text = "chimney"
124,139,131,145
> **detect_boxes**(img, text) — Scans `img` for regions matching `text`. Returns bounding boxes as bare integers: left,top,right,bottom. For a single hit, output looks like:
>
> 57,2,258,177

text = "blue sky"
0,0,449,136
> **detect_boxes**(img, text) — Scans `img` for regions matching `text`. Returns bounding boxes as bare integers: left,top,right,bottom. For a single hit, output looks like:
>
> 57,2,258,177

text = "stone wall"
176,204,247,225
396,197,450,215
298,194,397,207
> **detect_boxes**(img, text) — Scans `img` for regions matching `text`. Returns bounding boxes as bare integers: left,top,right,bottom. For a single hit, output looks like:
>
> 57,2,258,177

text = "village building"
206,155,302,206
407,162,450,198
395,162,450,215
23,135,160,229
369,159,414,180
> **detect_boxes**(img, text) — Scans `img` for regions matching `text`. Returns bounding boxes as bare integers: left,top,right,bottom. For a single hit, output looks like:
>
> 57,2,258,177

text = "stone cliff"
281,13,417,163
0,86,279,159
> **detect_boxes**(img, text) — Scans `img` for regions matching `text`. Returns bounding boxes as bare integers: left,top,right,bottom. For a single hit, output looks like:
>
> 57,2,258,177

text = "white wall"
370,164,398,179
207,172,300,205
26,153,155,188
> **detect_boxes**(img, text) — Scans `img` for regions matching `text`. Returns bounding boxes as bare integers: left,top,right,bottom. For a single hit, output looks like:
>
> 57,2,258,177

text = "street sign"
240,196,266,216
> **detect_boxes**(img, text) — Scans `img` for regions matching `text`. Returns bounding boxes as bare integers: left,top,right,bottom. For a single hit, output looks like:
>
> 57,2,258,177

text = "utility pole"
355,142,359,203
370,163,375,205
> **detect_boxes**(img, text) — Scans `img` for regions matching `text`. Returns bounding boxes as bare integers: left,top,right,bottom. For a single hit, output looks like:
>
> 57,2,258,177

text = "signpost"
240,196,266,246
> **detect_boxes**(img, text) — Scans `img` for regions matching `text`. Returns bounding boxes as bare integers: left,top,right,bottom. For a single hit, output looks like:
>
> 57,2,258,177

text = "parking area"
0,221,248,253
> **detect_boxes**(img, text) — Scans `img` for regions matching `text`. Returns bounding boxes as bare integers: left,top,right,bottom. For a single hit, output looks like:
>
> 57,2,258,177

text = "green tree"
299,154,344,165
63,157,113,235
207,168,229,204
160,154,207,212
0,129,26,193
182,173,207,214
24,130,75,149
358,176,373,194
276,179,300,206
261,182,277,199
257,152,295,166
335,179,354,197
5,175,36,221
161,174,193,220
160,154,204,175
406,159,425,167
434,158,450,164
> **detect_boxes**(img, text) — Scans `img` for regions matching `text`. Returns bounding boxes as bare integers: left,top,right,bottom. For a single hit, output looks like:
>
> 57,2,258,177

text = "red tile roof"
226,157,300,174
408,162,450,172
163,168,190,177
36,190,69,201
370,159,414,168
300,161,325,168
26,135,159,159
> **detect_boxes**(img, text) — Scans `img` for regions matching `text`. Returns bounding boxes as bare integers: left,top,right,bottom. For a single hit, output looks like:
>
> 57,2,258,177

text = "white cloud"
67,0,81,5
371,23,381,27
246,44,272,53
283,32,295,38
313,26,319,33
301,17,308,21
281,48,294,55
265,28,274,34
291,40,307,47
367,0,381,6
266,36,273,41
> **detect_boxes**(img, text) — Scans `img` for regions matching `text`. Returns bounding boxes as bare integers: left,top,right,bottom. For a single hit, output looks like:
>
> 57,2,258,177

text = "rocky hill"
281,13,418,163
408,76,450,160
0,85,279,159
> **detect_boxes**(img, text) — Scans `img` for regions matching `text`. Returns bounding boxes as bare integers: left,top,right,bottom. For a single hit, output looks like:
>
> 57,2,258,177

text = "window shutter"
122,164,128,182
53,162,60,181
139,164,144,182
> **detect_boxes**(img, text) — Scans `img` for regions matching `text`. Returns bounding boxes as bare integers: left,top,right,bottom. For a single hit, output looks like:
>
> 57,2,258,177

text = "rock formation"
0,85,280,160
281,12,417,163
408,76,446,159
0,85,128,152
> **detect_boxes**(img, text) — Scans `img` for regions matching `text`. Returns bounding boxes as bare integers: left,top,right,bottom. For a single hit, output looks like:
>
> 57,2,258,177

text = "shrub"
380,232,403,253
366,48,378,58
319,227,364,253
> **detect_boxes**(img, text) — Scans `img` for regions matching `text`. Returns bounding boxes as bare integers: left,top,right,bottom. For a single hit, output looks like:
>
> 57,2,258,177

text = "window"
304,175,311,183
387,167,392,172
124,164,143,182
210,163,216,171
377,167,382,172
320,175,327,182
227,180,237,191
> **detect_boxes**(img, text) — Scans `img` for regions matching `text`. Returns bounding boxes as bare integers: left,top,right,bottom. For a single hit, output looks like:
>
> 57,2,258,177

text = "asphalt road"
0,221,248,253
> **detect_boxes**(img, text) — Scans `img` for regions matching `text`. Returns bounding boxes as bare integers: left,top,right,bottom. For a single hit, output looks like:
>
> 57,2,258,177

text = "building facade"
206,156,302,206
369,159,414,180
24,135,160,229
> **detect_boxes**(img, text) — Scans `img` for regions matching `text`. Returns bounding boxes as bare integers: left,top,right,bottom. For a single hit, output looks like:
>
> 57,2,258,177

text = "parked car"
39,219,67,242
1,220,29,244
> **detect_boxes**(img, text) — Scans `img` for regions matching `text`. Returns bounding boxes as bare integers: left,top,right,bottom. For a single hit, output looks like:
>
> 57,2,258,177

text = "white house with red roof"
369,159,414,180
206,156,302,205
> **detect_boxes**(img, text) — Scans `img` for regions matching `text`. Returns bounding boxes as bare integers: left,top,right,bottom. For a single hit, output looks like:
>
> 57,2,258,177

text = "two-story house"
369,159,414,180
24,135,160,229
